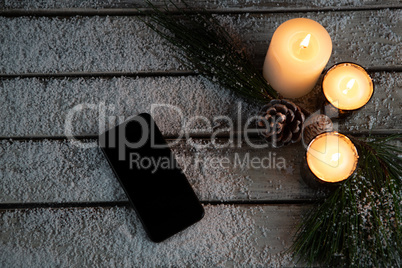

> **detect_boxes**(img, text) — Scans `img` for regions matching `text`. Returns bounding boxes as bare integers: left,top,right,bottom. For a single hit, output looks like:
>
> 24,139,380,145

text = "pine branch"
142,0,278,102
291,135,402,267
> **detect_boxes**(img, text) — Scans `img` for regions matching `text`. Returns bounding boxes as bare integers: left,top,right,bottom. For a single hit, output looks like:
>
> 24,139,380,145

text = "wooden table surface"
0,1,401,267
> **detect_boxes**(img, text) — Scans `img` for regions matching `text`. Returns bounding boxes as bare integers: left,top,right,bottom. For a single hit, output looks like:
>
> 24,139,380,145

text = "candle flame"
342,78,356,94
331,153,341,163
300,34,311,48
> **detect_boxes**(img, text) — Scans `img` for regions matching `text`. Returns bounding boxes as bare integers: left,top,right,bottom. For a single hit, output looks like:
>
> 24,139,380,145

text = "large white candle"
263,18,332,98
306,132,358,183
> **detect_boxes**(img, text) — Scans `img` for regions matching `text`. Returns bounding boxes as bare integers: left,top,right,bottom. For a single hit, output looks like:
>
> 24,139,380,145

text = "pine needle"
291,135,402,267
142,0,278,102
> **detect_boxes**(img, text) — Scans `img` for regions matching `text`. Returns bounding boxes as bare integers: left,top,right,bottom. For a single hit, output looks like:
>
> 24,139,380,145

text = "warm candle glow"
323,63,373,110
306,132,358,183
263,18,332,98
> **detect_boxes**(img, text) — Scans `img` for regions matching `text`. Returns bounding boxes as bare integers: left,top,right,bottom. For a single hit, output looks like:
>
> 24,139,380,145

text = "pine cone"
256,99,305,148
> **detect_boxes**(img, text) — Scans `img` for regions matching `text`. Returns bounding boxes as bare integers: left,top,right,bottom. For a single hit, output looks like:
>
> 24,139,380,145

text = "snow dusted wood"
0,204,309,267
0,72,400,138
0,76,258,137
0,0,400,12
0,1,399,267
0,139,319,203
341,72,402,133
0,10,400,75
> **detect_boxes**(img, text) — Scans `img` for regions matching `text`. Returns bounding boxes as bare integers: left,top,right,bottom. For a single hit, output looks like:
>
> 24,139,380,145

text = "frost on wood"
0,139,318,203
1,0,393,10
0,10,400,74
0,73,400,137
0,139,250,203
0,205,302,267
343,72,401,132
0,16,181,74
0,140,126,203
0,76,258,137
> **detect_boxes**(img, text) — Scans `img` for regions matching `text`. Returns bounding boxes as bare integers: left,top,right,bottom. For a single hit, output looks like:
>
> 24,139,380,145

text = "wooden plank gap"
0,5,401,17
1,66,401,79
202,199,321,205
0,201,131,210
0,130,400,142
0,71,197,79
0,135,99,141
0,200,320,211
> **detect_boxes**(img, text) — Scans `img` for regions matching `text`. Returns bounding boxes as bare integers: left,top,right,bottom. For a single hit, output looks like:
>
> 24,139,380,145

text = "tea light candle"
263,18,332,98
306,132,358,183
322,63,374,111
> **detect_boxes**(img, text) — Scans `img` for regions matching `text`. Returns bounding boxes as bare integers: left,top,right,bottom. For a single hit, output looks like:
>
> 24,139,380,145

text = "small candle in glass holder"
322,63,374,113
306,132,358,183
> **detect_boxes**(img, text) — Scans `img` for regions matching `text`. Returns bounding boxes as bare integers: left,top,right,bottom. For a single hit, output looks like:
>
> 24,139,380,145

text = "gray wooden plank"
4,138,399,204
0,204,309,267
0,138,319,203
0,76,258,137
340,72,402,133
1,0,400,11
0,72,400,138
0,10,400,75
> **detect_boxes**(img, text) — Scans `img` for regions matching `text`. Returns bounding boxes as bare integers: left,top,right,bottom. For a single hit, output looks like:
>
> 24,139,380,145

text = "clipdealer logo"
64,101,338,172
129,153,180,174
194,152,286,170
128,151,286,173
64,102,271,150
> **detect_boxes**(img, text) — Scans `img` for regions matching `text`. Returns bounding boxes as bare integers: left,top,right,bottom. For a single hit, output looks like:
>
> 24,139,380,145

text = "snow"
0,138,253,203
0,205,298,267
0,72,399,138
0,76,258,137
0,1,400,267
343,72,401,132
0,139,125,203
0,16,181,74
0,0,391,10
0,138,316,203
0,10,400,74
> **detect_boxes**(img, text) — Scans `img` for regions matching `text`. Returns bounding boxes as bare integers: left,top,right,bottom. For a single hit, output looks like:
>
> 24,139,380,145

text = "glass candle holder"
322,62,374,119
301,131,359,189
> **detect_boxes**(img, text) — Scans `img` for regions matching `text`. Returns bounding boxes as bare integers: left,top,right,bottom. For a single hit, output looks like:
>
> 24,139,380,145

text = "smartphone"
99,113,204,242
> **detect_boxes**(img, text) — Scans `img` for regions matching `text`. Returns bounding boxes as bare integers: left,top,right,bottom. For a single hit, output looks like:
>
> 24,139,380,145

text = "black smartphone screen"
99,113,204,242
